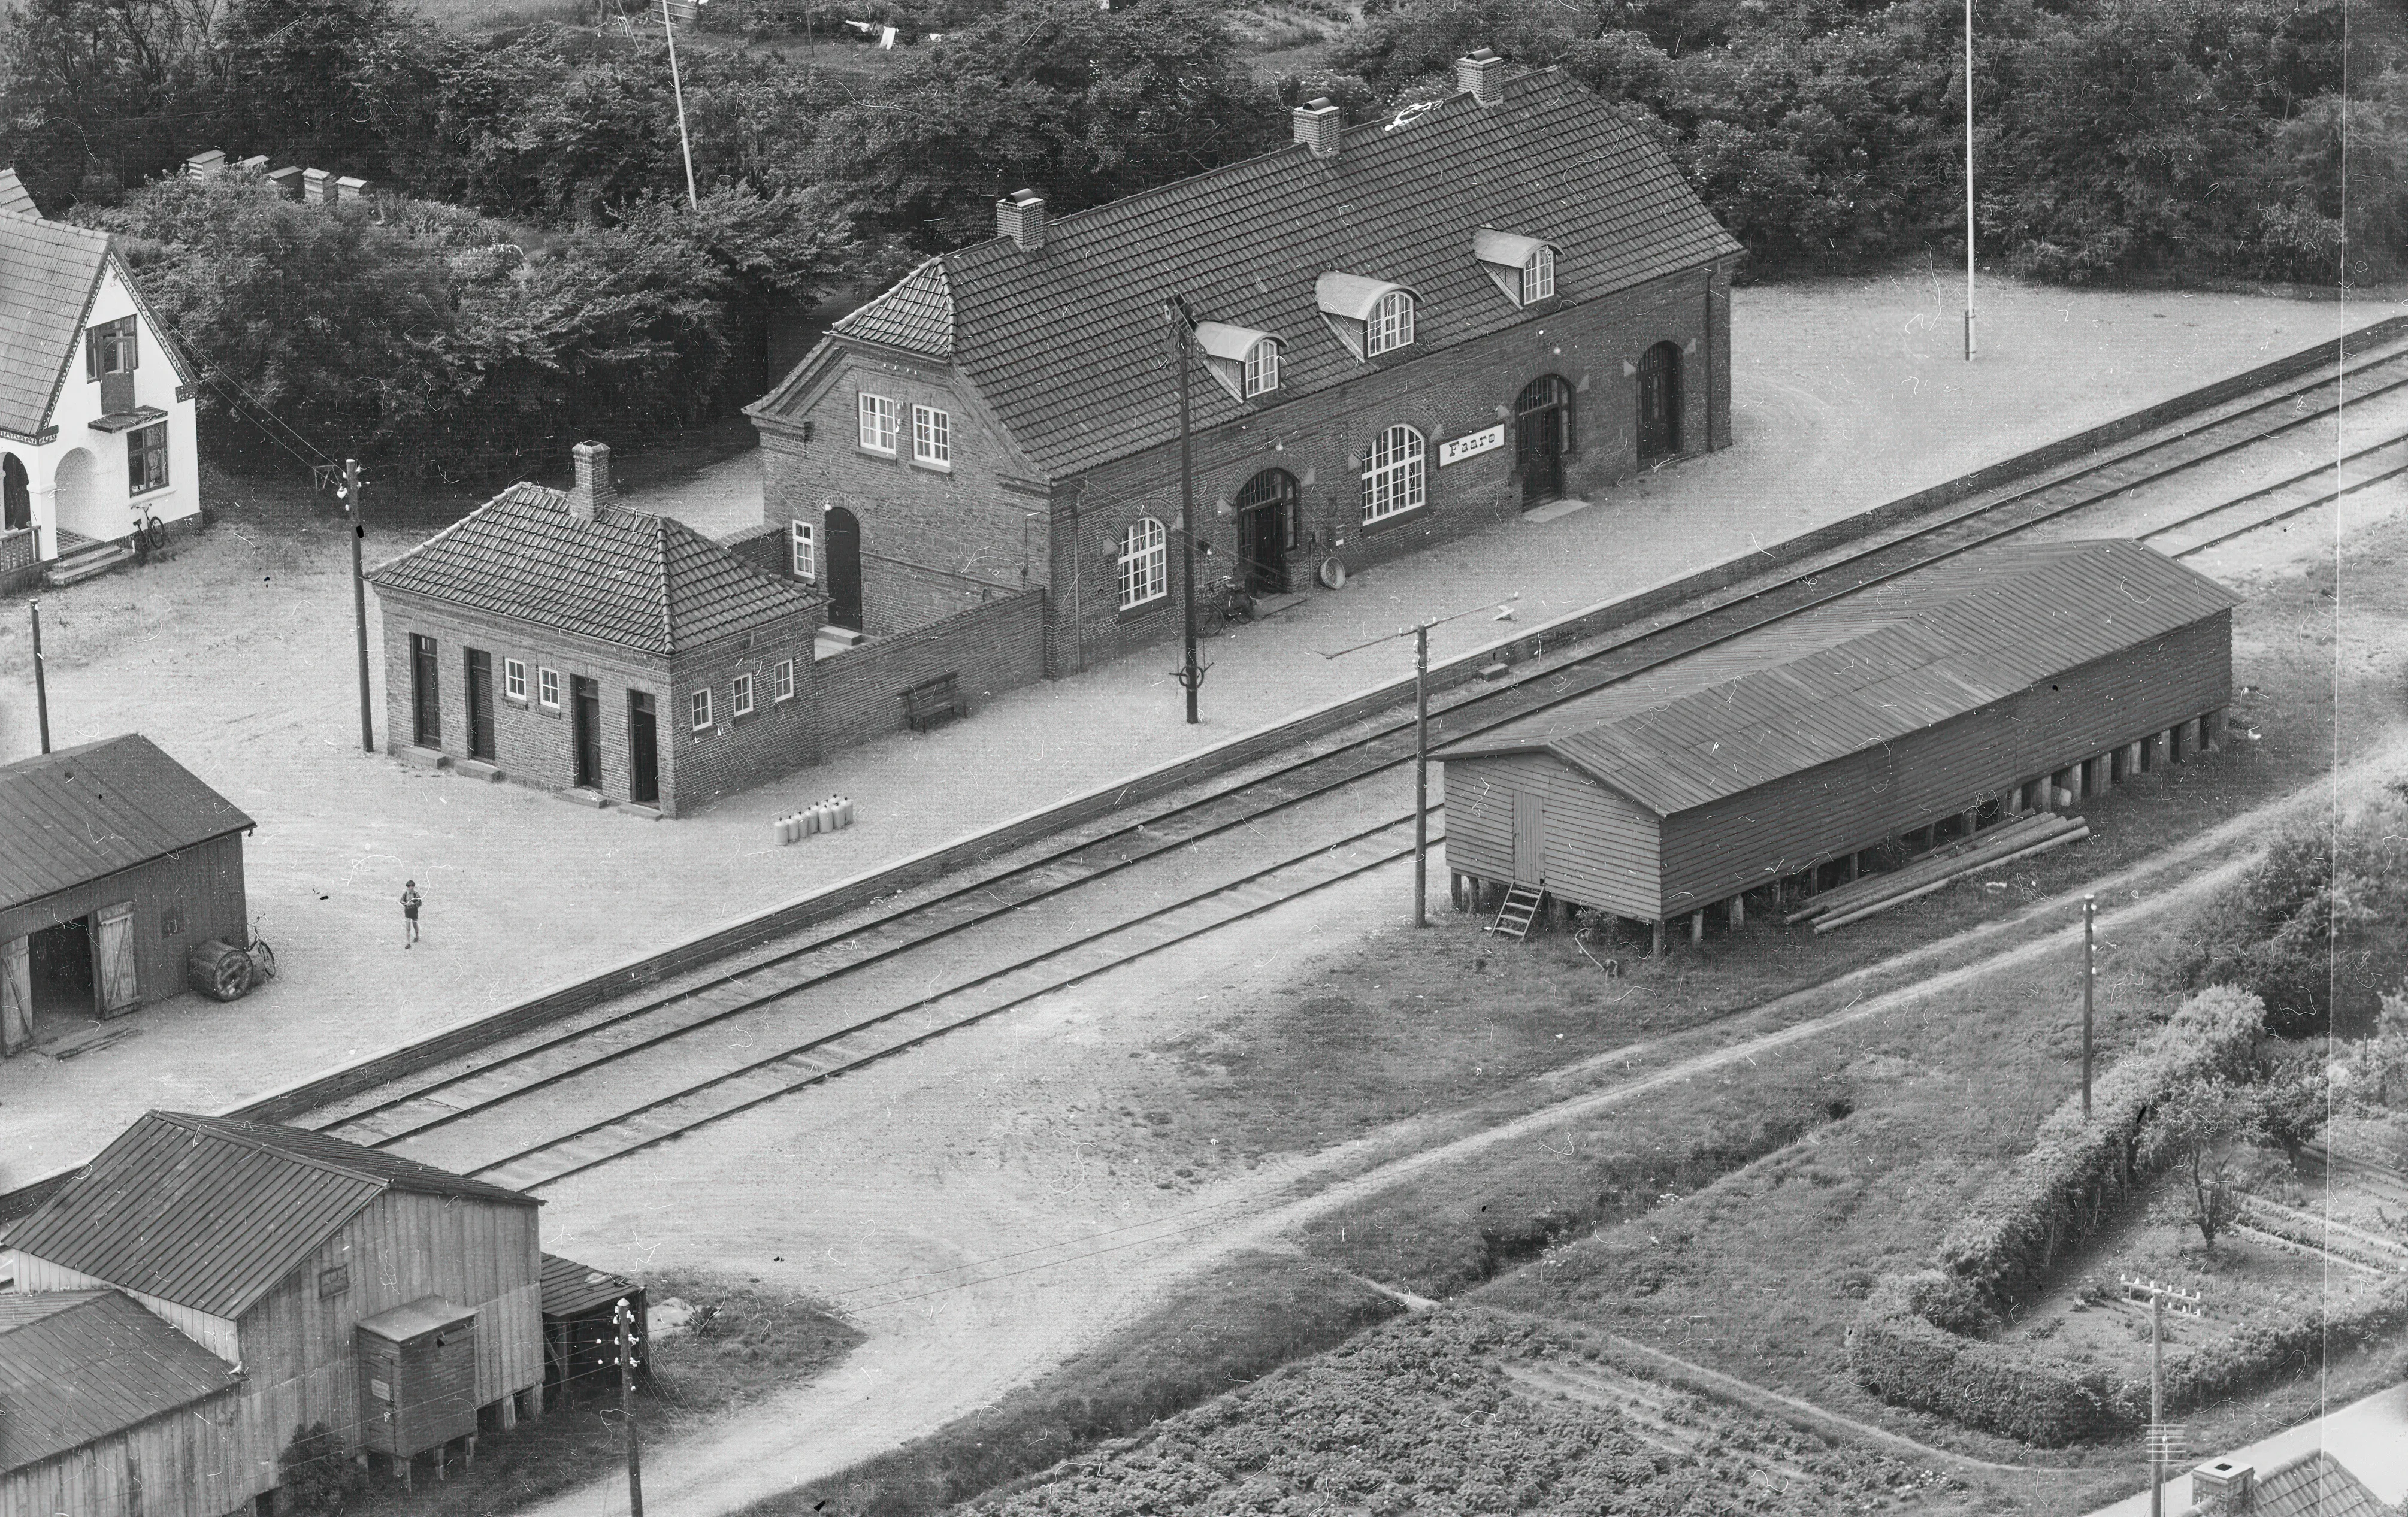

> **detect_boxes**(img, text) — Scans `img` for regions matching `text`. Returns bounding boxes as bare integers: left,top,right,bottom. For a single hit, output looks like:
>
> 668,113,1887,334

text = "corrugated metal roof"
367,482,824,656
540,1252,643,1319
0,170,38,220
768,68,1742,479
0,1289,239,1475
2,1112,536,1320
0,734,255,914
0,210,106,439
1437,541,2239,815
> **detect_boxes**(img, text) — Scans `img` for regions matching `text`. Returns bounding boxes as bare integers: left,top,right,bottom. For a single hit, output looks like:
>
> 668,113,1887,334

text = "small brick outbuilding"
367,443,826,817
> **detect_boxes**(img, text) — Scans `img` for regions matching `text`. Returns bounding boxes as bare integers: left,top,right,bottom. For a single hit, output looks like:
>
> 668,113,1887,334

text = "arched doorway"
2,453,28,532
1637,342,1682,464
824,507,863,631
1232,469,1297,596
1514,376,1575,508
50,447,105,546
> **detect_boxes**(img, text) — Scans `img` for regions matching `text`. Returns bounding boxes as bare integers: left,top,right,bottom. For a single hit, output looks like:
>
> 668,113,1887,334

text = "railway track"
302,335,2408,1192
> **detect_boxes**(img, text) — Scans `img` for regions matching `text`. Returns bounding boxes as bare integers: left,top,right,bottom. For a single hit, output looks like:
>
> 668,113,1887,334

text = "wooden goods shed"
1434,541,2238,941
0,734,252,1052
0,1288,249,1517
0,1112,545,1497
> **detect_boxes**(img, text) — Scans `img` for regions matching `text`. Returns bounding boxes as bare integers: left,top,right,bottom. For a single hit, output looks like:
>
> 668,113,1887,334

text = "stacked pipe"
1787,810,2091,934
772,796,855,845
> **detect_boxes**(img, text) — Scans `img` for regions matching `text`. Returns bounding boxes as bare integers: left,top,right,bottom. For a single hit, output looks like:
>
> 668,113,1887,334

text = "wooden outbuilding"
539,1251,647,1404
0,1112,545,1497
1435,541,2238,946
0,735,252,1052
0,1288,248,1517
355,1296,480,1463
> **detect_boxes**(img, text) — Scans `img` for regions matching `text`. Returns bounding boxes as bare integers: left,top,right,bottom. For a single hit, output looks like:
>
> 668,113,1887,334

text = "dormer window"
1315,273,1420,361
1474,228,1560,309
1192,322,1284,402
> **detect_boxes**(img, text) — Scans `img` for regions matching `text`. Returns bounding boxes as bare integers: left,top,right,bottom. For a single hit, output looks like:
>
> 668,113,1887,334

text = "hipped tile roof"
0,169,38,220
0,734,255,914
2,1112,535,1321
1436,541,2239,816
808,67,1741,478
367,482,823,656
0,1289,239,1475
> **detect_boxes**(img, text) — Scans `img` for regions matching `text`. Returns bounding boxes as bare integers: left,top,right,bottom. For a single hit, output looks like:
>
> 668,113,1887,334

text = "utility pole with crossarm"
2122,1275,2201,1517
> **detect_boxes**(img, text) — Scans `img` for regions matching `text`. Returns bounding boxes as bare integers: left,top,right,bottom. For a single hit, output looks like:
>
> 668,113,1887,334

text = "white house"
0,167,201,590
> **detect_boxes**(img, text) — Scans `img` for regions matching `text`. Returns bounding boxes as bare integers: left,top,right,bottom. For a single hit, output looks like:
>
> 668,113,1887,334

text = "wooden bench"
903,674,964,732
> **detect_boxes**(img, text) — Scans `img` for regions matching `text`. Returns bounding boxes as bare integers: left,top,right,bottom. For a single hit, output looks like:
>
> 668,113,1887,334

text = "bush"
1847,1311,2114,1446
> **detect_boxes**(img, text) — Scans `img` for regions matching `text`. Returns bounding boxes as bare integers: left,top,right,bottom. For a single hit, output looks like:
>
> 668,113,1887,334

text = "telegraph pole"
340,460,373,754
2122,1276,2198,1517
29,599,51,754
614,1298,645,1517
661,0,700,208
1413,623,1430,928
1963,0,1977,361
2082,893,2096,1119
1167,296,1202,725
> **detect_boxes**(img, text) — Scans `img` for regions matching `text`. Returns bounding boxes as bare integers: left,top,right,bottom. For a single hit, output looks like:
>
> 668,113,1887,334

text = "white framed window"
504,659,527,701
1360,425,1427,523
691,688,713,732
858,392,898,453
538,668,561,709
731,673,755,717
1118,517,1167,611
1521,246,1555,304
1366,290,1415,356
912,404,951,468
773,659,795,701
1244,340,1281,398
127,423,170,493
790,519,816,580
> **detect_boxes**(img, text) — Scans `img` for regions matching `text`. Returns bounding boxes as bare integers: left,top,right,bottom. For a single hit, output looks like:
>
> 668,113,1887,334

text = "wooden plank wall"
0,1391,256,1517
4,1253,241,1363
1657,616,2233,909
0,834,247,1016
1442,754,1663,918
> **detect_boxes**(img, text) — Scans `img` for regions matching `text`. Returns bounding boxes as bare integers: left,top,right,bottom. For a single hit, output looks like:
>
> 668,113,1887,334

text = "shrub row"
1847,1305,2114,1447
1937,985,2265,1305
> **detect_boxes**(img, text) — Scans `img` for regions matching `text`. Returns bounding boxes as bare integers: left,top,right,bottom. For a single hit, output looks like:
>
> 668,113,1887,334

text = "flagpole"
662,0,700,208
1964,0,1977,361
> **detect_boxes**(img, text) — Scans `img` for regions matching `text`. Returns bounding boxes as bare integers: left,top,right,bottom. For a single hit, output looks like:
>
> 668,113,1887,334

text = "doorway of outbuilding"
1637,342,1682,464
29,917,95,1027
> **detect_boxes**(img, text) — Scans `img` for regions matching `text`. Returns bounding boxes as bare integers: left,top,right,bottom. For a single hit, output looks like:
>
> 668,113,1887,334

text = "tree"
2144,1079,2262,1253
216,0,401,169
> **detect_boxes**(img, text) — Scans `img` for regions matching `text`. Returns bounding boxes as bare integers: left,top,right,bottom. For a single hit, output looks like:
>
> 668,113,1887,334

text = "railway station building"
1434,540,2238,944
748,49,1743,681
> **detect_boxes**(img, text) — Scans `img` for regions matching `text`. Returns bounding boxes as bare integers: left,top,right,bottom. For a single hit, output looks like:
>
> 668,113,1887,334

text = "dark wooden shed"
1435,541,2238,942
539,1252,646,1403
0,735,252,1052
356,1296,480,1461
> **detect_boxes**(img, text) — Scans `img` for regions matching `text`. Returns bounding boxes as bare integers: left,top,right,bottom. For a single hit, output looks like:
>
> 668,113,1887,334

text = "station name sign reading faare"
1438,425,1505,468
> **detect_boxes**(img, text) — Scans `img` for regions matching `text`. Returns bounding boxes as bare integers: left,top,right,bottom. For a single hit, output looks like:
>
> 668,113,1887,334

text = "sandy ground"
0,275,2394,1189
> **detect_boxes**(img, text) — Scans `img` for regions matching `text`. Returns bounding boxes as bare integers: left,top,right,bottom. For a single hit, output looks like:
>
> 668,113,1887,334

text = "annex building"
749,50,1743,680
1435,541,2238,938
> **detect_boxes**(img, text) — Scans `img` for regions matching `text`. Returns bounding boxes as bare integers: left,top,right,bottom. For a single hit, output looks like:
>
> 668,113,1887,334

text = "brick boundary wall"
814,589,1048,753
2,313,2394,1222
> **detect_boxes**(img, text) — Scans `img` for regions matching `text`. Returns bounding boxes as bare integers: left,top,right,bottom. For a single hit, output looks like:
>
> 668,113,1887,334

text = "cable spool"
1317,555,1348,591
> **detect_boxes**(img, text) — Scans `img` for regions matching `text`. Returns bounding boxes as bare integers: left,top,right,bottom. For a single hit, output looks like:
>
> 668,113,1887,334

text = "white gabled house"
0,166,202,590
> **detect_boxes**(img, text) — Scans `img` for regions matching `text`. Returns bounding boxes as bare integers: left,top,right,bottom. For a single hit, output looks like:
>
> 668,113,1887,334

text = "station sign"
1438,425,1504,468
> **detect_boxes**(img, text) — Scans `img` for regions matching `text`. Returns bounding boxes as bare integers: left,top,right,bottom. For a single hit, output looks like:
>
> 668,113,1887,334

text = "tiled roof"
367,483,823,656
2,1112,536,1321
0,1289,240,1476
0,211,108,440
1436,541,2238,815
0,735,255,914
2206,1451,2390,1517
836,256,954,358
0,169,37,220
788,68,1741,477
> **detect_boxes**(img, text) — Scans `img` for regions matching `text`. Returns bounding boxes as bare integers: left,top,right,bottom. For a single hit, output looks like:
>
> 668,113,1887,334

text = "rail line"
302,335,2408,1192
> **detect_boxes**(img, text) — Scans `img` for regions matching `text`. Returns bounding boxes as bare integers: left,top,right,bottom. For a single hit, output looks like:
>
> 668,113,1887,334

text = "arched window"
1366,290,1415,356
1119,517,1167,610
1359,425,1426,523
1521,246,1554,305
1244,338,1281,397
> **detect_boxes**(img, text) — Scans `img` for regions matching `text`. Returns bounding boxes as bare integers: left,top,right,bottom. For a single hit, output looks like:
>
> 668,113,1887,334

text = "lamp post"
2082,892,2096,1119
1166,295,1203,725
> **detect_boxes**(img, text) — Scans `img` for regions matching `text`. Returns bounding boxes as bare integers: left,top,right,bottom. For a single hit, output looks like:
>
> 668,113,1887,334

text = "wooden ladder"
1488,885,1544,940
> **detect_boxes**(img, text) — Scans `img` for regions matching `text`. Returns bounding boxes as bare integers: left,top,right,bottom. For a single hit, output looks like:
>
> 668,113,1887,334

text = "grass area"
319,1273,860,1516
740,1251,1401,1517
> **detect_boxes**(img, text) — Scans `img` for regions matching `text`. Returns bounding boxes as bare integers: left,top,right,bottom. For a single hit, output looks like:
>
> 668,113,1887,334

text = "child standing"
401,880,422,947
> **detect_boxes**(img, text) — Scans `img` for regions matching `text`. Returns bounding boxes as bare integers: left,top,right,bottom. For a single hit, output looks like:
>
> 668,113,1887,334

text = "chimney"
1456,47,1504,106
568,441,613,523
2191,1460,2253,1510
996,188,1047,251
1292,97,1342,159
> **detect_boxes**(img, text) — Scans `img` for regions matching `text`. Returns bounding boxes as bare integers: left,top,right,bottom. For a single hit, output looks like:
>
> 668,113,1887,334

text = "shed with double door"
1434,540,2238,941
0,735,252,1053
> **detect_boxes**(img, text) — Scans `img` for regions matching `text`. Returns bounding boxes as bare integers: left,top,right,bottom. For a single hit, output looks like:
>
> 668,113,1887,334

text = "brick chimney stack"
1456,48,1504,106
996,188,1047,251
568,441,613,523
1292,98,1342,158
2191,1461,2254,1510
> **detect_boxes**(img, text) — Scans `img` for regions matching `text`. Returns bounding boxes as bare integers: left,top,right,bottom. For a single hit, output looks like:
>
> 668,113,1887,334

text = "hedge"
1848,1308,2115,1447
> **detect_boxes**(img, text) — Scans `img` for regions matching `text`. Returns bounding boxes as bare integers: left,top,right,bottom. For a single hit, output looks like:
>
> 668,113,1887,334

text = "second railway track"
300,334,2408,1191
